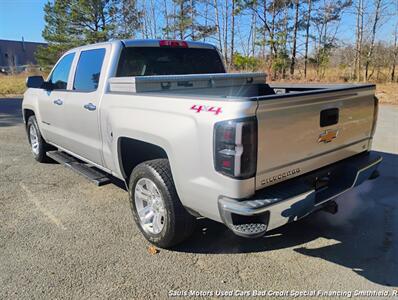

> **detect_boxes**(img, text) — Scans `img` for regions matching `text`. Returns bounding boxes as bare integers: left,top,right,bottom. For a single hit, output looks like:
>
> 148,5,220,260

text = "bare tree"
251,5,257,57
138,0,159,39
213,0,224,55
230,0,235,67
203,0,209,42
240,0,278,75
150,0,157,38
364,0,382,81
163,0,171,38
223,0,229,64
312,0,351,78
392,23,398,82
281,1,289,79
269,0,277,70
304,0,312,78
354,0,364,81
259,1,266,59
290,0,300,76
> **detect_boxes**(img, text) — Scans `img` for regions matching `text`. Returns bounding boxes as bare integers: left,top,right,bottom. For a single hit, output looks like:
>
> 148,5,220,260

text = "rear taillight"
214,117,257,179
371,96,379,136
159,40,188,48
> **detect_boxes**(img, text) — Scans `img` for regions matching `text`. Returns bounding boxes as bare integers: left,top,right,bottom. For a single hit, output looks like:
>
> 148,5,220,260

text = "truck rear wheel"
128,159,196,248
27,115,52,163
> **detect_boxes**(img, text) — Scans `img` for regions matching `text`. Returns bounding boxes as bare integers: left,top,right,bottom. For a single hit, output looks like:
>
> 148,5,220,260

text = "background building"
0,39,47,73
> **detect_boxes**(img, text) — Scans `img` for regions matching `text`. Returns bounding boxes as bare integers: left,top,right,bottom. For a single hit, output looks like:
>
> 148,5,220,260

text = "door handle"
83,103,96,111
53,99,63,105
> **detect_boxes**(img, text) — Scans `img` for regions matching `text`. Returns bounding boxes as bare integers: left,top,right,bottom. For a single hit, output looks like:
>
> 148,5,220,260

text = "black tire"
128,159,196,248
27,115,52,163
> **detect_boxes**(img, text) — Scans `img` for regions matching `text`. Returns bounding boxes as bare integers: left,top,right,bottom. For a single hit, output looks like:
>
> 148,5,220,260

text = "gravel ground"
0,99,397,299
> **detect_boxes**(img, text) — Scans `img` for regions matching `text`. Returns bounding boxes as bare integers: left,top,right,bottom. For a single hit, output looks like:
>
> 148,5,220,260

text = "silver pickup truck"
23,39,382,248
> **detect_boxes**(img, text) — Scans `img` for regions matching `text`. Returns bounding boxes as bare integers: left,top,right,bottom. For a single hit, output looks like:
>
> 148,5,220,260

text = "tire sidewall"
129,165,176,247
27,116,44,161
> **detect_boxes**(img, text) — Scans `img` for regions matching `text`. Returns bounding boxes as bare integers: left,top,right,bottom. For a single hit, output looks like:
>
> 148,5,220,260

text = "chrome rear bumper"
218,152,382,238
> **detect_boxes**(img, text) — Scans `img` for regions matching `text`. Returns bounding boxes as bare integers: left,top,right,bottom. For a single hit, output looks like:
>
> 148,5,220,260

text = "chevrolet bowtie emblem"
318,129,338,143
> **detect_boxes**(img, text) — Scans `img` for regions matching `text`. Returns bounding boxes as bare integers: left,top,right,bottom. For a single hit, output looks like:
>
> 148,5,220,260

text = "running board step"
46,151,111,186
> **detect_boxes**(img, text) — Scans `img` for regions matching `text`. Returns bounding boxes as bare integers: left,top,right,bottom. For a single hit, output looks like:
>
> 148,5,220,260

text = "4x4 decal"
190,105,222,115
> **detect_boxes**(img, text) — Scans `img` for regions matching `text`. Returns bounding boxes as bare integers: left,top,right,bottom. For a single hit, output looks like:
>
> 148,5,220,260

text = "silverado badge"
318,129,339,143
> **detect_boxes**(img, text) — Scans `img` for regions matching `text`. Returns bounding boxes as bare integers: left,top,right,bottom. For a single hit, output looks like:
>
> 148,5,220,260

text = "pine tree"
118,0,142,39
35,1,76,68
36,0,141,67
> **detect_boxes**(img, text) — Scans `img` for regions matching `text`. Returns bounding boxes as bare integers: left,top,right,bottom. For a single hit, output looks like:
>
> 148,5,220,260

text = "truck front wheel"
128,159,196,248
27,116,52,163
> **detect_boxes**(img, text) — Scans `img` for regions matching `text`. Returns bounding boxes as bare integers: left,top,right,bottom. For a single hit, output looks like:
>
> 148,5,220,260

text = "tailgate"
255,86,376,190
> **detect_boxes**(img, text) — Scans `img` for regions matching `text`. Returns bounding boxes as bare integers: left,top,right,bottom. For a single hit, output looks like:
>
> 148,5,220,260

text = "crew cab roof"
66,39,217,53
121,39,217,49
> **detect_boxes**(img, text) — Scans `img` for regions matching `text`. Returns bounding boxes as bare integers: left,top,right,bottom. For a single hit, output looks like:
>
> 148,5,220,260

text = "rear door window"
116,47,225,77
49,53,75,90
73,48,106,92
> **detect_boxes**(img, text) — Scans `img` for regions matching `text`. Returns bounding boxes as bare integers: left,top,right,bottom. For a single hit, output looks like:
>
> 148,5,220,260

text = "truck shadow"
0,98,23,127
174,151,398,287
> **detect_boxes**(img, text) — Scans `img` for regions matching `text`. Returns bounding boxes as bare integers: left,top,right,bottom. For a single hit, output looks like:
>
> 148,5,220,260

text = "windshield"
116,47,225,77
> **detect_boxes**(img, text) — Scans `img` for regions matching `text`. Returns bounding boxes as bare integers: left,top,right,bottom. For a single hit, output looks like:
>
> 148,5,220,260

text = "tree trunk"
357,0,364,81
150,0,157,38
270,1,276,78
246,9,256,58
179,2,184,40
141,1,149,39
190,0,195,40
354,0,364,81
230,0,235,67
203,0,209,42
391,24,397,82
282,3,289,79
290,0,299,76
365,0,382,81
261,0,268,63
213,0,223,56
164,0,170,39
304,0,312,78
171,2,177,39
223,0,229,64
251,7,257,57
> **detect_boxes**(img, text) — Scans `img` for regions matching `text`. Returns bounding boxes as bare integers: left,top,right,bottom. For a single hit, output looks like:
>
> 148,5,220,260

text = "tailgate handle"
320,108,339,127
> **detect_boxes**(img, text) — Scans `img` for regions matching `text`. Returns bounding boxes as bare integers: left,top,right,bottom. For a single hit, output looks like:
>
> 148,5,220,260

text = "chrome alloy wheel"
29,124,39,155
134,178,166,235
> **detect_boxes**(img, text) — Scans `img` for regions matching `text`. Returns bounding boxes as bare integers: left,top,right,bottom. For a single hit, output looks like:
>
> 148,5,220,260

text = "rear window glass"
116,47,225,77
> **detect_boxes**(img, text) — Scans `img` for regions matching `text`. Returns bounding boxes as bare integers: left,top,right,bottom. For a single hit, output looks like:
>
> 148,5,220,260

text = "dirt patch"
375,84,398,105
